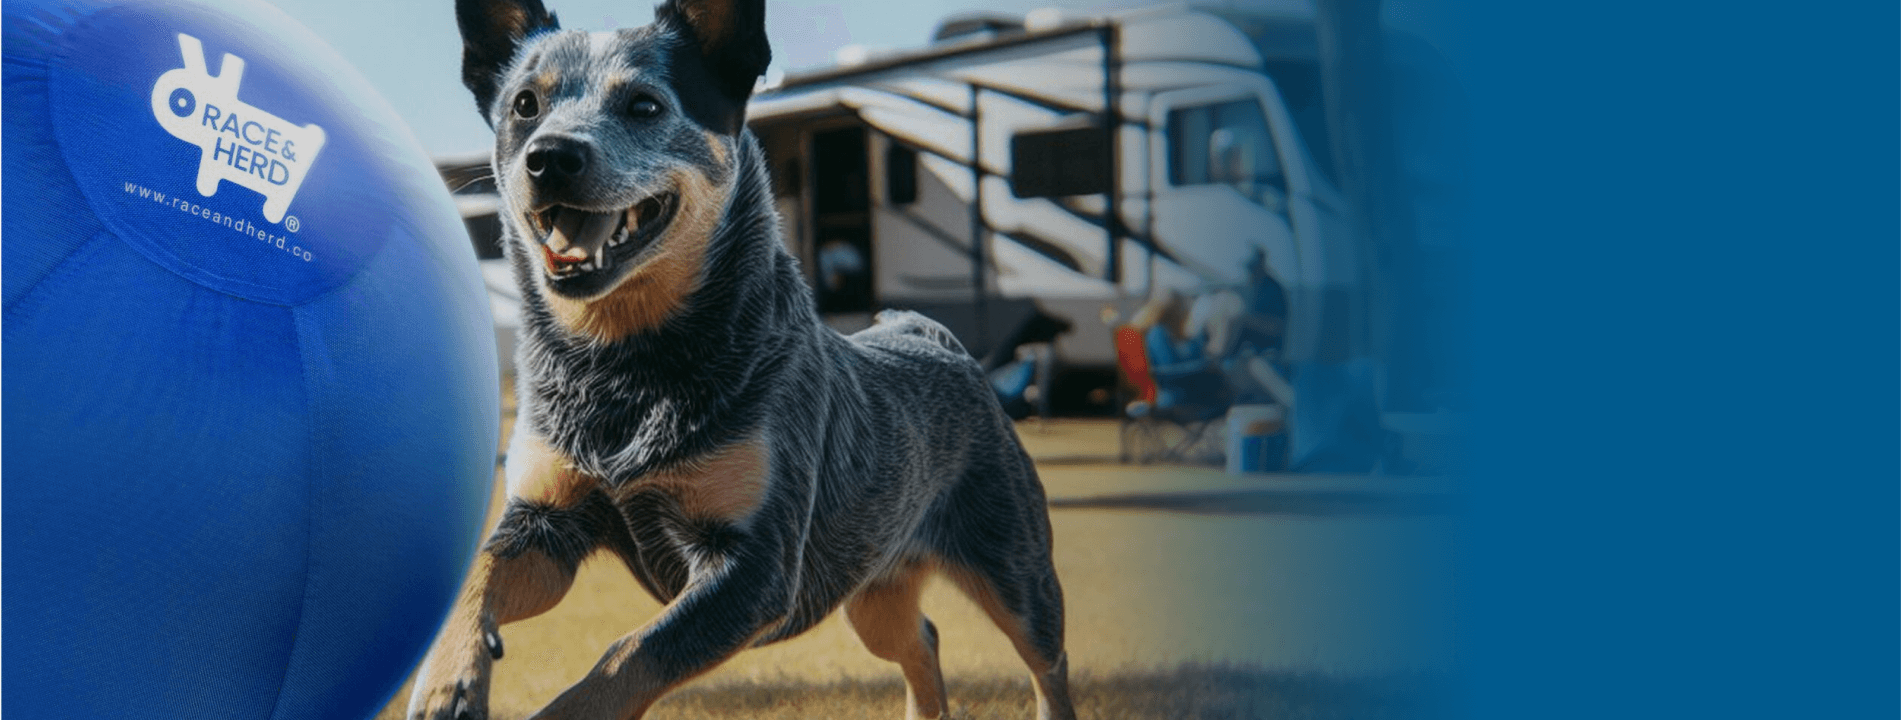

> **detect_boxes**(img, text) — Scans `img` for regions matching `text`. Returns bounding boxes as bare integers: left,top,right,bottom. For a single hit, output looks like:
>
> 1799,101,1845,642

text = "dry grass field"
374,392,1453,720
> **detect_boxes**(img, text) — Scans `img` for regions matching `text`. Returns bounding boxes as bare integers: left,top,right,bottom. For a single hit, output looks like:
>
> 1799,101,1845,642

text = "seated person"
1230,247,1290,358
1131,291,1229,410
1183,248,1293,407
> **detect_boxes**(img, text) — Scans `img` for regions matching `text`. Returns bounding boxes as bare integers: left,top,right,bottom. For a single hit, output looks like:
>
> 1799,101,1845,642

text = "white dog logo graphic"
150,34,325,224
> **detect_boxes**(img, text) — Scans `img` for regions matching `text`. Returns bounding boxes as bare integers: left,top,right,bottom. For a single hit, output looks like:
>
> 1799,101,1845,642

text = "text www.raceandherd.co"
121,181,313,262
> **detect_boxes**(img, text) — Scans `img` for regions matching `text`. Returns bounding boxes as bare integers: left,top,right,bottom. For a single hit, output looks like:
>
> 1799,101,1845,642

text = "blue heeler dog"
408,1,1077,718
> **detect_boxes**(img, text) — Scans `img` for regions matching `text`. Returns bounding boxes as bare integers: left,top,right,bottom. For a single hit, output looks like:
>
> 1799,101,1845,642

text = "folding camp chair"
1114,326,1230,464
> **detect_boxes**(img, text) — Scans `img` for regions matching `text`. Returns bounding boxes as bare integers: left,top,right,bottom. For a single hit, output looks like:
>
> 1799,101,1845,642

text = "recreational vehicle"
748,4,1363,410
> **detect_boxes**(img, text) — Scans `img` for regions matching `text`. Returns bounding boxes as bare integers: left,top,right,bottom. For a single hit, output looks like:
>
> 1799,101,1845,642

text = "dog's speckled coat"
408,1,1075,718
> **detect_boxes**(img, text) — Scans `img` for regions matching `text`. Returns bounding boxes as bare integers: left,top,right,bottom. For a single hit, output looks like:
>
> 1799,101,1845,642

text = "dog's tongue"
545,208,619,261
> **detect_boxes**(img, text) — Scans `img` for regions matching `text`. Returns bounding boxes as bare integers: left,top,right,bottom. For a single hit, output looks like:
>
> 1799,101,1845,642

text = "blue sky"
257,0,1159,158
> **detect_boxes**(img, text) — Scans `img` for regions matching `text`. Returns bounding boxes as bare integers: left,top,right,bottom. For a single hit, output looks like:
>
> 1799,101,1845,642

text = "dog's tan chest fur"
624,436,772,523
508,431,772,525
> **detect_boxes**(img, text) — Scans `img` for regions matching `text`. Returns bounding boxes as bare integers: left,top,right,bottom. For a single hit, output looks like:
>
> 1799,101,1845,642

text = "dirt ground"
374,406,1454,720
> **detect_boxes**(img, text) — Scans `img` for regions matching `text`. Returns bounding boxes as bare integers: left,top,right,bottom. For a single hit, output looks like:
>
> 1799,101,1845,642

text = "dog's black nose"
524,137,589,188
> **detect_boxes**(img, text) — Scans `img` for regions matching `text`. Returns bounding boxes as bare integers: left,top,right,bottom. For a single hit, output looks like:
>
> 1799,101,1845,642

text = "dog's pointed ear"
457,0,560,124
655,0,770,105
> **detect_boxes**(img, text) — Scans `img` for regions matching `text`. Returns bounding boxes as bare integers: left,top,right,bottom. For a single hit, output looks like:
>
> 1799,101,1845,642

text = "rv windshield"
1168,99,1286,207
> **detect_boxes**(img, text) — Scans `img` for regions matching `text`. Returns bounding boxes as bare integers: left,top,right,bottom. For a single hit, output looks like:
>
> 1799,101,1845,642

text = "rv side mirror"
1010,126,1112,198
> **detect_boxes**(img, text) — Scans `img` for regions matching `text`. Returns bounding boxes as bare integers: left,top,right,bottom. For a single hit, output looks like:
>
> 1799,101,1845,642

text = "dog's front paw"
409,677,487,720
407,629,499,720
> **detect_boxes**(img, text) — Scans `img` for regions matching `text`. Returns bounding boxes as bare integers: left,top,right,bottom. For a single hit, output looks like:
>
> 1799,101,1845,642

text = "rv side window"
1167,100,1285,199
1009,126,1113,198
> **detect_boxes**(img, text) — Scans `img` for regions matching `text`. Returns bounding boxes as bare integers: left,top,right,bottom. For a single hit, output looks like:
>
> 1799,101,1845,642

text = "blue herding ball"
3,0,499,718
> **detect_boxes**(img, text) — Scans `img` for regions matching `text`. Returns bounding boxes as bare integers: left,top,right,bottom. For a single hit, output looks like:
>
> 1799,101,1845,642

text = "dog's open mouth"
527,191,678,288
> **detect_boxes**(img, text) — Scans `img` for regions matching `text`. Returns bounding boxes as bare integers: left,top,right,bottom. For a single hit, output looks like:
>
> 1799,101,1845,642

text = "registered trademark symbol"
285,216,301,232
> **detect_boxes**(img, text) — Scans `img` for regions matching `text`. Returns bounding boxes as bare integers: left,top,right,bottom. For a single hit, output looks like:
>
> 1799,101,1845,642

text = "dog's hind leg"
846,562,950,720
409,436,623,720
944,558,1076,720
938,465,1078,720
945,555,1076,720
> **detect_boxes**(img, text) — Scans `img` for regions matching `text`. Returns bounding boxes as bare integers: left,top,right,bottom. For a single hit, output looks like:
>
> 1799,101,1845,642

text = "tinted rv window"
1010,126,1113,198
1167,100,1284,196
886,144,918,205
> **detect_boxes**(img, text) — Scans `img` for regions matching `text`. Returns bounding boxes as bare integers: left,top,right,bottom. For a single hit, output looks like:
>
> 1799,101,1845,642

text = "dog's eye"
512,90,540,120
627,94,662,119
